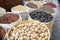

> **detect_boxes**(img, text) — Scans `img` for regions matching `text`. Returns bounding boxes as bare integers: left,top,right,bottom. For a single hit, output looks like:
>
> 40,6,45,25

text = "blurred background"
50,0,60,40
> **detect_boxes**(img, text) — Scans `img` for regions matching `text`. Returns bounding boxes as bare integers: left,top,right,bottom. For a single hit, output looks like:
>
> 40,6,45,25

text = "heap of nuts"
8,21,50,40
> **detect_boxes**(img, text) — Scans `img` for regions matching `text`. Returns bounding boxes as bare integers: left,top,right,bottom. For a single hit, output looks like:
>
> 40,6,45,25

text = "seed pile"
40,5,55,14
8,21,50,40
30,10,53,22
26,3,38,9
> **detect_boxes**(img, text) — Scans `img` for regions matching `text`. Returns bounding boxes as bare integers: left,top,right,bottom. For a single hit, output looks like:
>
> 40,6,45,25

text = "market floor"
50,0,60,40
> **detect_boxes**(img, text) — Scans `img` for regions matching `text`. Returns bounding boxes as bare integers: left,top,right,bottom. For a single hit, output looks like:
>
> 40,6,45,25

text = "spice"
33,1,42,7
40,5,55,14
25,0,32,2
0,13,19,24
12,5,27,11
26,3,38,9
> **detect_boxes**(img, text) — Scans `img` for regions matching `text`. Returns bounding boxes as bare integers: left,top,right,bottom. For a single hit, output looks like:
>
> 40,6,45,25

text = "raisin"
30,10,53,22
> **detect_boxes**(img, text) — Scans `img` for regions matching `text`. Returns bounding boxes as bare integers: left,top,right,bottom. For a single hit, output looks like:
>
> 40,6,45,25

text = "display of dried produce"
8,20,50,40
30,10,53,22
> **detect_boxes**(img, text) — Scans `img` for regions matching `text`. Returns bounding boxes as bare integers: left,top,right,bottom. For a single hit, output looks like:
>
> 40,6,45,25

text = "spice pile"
26,3,38,9
44,2,57,8
40,5,55,14
0,13,19,24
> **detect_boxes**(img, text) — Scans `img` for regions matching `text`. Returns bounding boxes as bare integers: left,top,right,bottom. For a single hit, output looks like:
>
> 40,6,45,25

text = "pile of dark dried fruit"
30,10,53,22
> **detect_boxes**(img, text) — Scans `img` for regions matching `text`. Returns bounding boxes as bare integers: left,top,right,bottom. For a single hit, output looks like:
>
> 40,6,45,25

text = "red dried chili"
44,2,57,8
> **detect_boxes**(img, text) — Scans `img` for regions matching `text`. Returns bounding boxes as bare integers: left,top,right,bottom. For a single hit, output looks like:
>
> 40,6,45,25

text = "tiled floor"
51,0,60,40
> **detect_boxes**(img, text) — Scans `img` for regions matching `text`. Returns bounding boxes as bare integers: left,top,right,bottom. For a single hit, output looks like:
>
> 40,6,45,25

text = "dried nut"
8,21,50,40
40,33,45,38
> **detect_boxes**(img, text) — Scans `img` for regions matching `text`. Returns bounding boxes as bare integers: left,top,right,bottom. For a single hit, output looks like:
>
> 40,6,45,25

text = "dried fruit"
30,10,53,22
